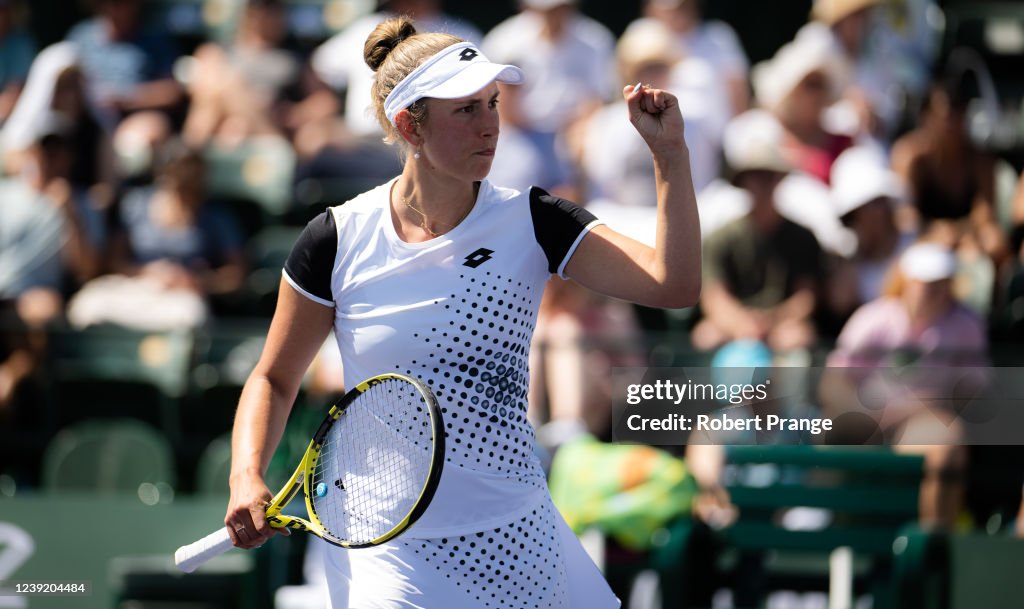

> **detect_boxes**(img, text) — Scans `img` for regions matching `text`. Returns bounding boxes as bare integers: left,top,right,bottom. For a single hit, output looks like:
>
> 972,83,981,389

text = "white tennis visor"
383,42,525,125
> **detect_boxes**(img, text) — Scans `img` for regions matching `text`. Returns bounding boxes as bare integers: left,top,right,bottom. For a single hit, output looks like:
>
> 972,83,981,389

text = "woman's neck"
392,164,478,241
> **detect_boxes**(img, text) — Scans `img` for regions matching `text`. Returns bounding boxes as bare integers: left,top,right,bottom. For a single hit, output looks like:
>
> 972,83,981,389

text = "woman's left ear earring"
414,149,421,160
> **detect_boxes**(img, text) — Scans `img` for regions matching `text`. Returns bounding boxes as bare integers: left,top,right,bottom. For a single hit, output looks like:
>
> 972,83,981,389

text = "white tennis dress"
283,178,620,609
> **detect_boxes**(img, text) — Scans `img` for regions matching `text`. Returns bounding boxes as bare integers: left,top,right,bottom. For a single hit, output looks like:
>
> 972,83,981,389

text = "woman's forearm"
651,146,702,305
230,373,298,481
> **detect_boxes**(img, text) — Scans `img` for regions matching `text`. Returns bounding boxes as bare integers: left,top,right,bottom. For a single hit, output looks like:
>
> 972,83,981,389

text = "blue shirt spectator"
118,185,243,270
65,0,182,125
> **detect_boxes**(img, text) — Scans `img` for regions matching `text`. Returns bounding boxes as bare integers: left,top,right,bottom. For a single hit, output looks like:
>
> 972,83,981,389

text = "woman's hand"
692,483,738,530
623,83,686,156
224,471,288,550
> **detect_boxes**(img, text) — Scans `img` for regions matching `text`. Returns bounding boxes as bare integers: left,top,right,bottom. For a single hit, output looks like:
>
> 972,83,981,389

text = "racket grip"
175,527,234,573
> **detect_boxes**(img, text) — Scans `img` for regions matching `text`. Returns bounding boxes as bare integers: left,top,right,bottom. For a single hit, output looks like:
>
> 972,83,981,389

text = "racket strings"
312,378,435,545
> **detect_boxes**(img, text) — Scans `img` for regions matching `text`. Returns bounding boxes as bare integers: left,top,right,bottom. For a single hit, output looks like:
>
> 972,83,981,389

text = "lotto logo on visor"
384,42,524,125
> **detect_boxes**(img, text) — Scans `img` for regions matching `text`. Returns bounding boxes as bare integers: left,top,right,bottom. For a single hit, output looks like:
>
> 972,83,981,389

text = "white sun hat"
383,42,524,125
751,28,848,113
722,109,791,175
830,146,905,218
899,243,957,283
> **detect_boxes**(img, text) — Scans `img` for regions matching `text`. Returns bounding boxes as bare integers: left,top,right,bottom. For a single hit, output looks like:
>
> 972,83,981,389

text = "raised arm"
565,84,701,309
225,279,335,549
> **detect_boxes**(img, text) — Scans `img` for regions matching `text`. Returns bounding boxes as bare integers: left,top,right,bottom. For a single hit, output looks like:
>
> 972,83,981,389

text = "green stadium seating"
42,419,176,499
242,226,304,315
648,446,949,609
292,175,387,225
111,553,260,609
194,433,233,496
0,495,250,609
949,532,1024,609
187,322,267,425
45,325,194,444
203,136,296,235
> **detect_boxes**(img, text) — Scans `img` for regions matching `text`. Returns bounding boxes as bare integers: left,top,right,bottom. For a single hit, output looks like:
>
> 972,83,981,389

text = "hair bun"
364,17,418,73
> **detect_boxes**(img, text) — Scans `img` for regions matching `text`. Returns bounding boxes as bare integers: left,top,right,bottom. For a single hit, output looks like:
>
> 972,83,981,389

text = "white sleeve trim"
555,219,603,279
282,269,335,308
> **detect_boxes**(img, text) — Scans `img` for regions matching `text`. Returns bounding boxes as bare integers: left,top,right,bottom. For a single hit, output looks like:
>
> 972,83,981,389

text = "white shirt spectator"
483,11,615,134
806,0,941,138
677,19,749,85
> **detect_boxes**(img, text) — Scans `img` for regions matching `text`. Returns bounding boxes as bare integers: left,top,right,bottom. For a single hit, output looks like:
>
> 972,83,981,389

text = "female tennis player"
225,16,700,608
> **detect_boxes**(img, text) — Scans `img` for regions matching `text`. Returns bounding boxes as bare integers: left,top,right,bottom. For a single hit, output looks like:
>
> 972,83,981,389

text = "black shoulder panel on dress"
284,211,337,302
528,186,598,274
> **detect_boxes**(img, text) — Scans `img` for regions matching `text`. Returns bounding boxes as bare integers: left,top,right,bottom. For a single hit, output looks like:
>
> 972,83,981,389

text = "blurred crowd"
1,0,1024,538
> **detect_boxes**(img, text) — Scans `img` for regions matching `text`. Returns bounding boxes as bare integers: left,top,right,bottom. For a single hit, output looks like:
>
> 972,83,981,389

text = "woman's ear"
395,109,422,148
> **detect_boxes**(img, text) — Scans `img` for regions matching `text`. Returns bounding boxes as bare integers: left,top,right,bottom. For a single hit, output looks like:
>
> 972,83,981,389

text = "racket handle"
175,527,234,573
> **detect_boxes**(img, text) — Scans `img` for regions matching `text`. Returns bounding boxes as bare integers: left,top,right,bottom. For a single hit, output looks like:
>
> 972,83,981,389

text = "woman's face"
736,169,784,206
102,0,142,38
245,3,286,45
833,8,872,54
848,197,894,249
903,277,953,322
925,89,967,135
780,70,832,128
417,82,501,183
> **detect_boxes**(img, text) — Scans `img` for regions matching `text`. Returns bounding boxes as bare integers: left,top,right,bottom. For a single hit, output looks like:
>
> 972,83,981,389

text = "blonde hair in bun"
363,16,462,144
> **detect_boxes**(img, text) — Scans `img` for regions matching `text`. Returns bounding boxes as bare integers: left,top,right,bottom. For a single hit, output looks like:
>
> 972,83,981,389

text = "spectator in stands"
634,0,750,117
692,110,822,353
0,121,106,409
819,146,914,334
67,141,246,330
573,18,723,204
825,241,988,370
823,242,988,528
3,42,113,196
182,0,313,149
483,0,615,151
0,0,36,126
0,117,106,294
111,141,246,296
311,0,481,141
891,66,1010,269
64,0,183,127
800,0,938,140
752,30,852,185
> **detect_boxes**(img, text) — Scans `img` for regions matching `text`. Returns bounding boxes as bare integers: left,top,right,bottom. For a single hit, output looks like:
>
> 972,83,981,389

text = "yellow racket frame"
265,373,445,548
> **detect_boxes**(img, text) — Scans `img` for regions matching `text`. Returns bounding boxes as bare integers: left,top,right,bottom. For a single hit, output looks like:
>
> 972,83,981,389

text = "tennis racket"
175,372,445,573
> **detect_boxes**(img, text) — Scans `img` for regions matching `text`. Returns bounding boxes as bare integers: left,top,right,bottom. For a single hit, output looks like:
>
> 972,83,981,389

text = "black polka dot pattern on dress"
402,503,568,608
401,271,542,478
